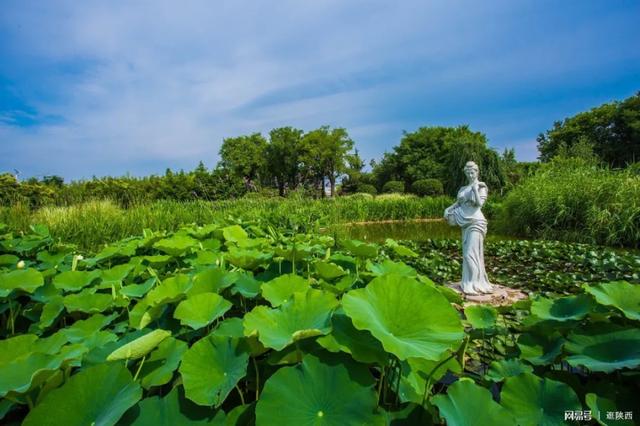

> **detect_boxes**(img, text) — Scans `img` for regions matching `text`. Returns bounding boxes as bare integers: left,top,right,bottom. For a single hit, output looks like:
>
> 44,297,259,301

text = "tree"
219,133,268,187
537,92,640,167
265,127,304,196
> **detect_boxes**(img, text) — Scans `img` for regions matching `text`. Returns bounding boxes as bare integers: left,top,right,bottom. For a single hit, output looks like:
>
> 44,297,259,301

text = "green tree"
265,127,304,196
537,92,640,167
219,133,268,188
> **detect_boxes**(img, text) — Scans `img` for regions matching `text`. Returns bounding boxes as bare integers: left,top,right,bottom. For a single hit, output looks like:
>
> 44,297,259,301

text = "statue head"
464,161,479,181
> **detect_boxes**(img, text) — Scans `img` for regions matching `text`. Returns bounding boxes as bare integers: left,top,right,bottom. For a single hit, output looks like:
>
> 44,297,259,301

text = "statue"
444,161,494,295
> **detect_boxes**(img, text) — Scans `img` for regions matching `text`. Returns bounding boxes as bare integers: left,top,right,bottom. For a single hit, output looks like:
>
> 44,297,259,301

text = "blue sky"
1,0,639,180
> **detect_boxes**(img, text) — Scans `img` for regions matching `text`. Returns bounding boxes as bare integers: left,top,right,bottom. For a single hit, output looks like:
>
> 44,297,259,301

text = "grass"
0,195,452,252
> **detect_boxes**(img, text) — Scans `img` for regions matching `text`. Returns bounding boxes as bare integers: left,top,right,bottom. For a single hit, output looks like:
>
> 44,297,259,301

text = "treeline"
2,92,638,207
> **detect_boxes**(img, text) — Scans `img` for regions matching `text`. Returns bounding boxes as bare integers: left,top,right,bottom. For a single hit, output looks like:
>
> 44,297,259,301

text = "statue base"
446,282,527,307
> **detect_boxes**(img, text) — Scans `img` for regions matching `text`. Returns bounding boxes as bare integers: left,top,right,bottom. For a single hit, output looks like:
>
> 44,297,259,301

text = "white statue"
444,161,494,294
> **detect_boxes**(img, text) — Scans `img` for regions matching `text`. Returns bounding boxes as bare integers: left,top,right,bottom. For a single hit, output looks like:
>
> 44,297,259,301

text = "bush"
496,158,640,247
382,180,405,194
356,184,377,195
411,179,443,196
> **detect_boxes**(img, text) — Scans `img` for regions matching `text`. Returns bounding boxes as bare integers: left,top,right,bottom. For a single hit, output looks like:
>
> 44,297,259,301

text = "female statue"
444,161,493,294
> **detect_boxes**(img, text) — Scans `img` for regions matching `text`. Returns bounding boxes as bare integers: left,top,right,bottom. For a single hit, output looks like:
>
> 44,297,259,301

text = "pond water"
327,219,513,243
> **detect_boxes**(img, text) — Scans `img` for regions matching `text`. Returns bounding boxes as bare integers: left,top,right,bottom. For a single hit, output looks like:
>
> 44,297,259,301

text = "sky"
1,0,639,180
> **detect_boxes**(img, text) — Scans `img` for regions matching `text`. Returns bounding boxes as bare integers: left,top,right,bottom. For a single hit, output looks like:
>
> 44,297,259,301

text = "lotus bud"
17,260,25,269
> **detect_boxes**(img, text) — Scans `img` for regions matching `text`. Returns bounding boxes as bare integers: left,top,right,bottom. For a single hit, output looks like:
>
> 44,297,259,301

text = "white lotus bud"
17,260,25,269
76,255,84,260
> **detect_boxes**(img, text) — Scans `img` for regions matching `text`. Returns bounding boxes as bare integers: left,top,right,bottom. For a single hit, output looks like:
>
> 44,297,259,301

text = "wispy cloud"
1,0,638,179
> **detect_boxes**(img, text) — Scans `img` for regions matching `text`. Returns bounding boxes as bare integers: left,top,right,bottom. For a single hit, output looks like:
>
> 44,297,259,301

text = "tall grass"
495,158,640,247
0,195,452,252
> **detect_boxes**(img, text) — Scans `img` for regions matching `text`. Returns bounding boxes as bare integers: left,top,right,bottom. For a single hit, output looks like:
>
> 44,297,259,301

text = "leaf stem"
252,356,260,401
133,355,146,381
235,384,246,405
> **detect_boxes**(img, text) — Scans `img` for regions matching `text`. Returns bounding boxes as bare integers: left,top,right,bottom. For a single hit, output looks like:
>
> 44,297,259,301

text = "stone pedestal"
446,282,527,307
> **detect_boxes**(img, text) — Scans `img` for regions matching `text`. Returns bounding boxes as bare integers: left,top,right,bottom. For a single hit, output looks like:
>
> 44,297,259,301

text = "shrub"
356,184,378,195
382,181,405,194
411,179,443,196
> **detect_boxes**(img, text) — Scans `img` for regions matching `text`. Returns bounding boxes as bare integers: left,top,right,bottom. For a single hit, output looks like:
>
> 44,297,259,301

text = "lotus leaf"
188,267,238,296
222,225,248,242
226,248,272,270
121,277,156,298
315,261,347,281
37,297,65,329
485,359,533,382
501,373,581,426
530,294,595,322
153,234,199,256
0,334,38,365
385,239,419,257
62,313,118,342
366,259,417,277
174,293,232,329
144,274,192,306
101,263,135,282
565,324,640,373
23,362,142,426
261,273,310,307
585,281,640,320
516,332,564,366
231,273,262,298
124,387,226,425
342,274,464,361
255,355,377,426
398,355,461,404
432,378,514,426
465,304,497,329
341,239,378,258
53,270,100,292
138,337,188,389
142,254,172,266
243,289,338,350
225,404,256,426
179,335,250,407
0,254,19,265
107,329,171,361
0,268,44,296
63,289,114,313
316,310,388,365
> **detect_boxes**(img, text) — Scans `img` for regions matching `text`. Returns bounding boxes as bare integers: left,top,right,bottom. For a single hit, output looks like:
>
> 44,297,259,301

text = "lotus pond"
0,222,639,425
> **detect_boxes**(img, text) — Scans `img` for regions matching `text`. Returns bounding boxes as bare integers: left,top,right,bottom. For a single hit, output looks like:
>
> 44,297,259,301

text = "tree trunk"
321,176,326,198
330,176,336,197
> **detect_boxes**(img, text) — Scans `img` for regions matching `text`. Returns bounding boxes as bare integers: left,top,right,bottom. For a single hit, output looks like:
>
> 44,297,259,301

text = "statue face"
464,167,478,181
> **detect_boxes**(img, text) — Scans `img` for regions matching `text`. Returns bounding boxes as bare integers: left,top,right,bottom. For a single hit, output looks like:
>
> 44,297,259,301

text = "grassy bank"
0,195,451,252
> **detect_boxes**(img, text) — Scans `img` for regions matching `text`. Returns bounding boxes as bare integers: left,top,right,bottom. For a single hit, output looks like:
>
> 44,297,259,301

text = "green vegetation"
496,158,640,247
1,222,638,424
381,180,405,194
537,92,640,167
410,178,444,196
0,196,452,252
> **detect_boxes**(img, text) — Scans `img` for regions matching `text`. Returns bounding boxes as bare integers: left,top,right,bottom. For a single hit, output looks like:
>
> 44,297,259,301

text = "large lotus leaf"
565,324,640,373
153,234,199,256
398,355,461,404
144,274,192,306
53,270,101,292
342,274,464,361
226,403,256,426
255,354,377,426
0,334,38,365
501,373,581,426
585,281,640,321
0,268,44,296
315,261,347,281
101,263,135,282
432,378,514,426
243,289,339,351
222,225,248,243
341,239,378,258
188,267,239,296
61,313,118,342
366,260,417,277
261,273,310,307
530,294,595,322
385,239,419,258
138,337,188,389
23,362,142,426
316,310,388,365
124,387,226,425
63,289,114,313
516,332,564,366
174,293,232,329
465,304,497,329
230,273,262,298
121,277,156,298
585,393,634,426
0,254,19,265
107,329,171,361
226,248,272,270
179,335,250,407
0,345,86,397
37,296,65,330
485,359,533,382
